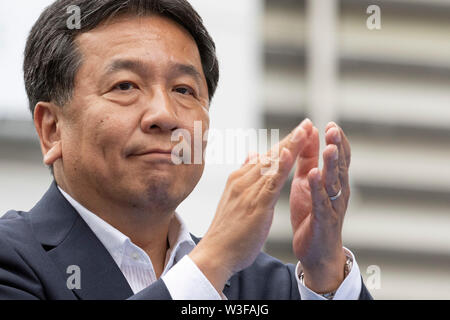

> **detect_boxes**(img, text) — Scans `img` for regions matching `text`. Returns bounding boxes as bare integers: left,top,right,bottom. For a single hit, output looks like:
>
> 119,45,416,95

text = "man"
0,0,371,300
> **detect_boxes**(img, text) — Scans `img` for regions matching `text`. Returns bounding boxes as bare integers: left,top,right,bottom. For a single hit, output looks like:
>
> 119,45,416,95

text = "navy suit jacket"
0,182,372,300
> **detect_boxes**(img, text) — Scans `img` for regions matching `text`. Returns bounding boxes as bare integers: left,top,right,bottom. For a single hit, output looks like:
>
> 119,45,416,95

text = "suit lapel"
30,182,133,300
31,182,233,300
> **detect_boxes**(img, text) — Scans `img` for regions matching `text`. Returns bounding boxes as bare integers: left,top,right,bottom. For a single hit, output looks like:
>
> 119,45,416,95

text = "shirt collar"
57,186,196,273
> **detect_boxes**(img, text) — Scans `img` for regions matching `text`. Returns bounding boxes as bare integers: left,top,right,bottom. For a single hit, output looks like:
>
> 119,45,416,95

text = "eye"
113,81,138,91
174,86,195,96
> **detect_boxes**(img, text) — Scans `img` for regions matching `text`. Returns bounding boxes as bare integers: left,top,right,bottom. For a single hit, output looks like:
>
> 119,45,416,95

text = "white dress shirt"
58,186,361,300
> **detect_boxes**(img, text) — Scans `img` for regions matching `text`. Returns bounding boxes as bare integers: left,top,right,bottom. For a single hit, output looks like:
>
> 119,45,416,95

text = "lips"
132,149,173,156
127,147,182,164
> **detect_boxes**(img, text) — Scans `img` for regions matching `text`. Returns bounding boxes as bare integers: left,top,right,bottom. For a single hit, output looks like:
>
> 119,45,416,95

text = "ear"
33,102,63,166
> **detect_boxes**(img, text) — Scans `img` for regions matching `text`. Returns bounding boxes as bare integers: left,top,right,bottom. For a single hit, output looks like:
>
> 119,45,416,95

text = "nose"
140,86,179,134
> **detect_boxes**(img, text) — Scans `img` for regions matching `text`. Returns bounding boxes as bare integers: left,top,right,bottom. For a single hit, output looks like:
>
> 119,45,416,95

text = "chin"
136,177,184,209
123,168,200,209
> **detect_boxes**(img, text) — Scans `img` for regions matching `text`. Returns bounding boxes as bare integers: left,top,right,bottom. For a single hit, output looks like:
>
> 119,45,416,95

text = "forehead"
75,14,203,72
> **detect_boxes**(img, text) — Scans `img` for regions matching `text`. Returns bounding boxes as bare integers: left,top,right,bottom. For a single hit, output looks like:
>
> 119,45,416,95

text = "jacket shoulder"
0,210,35,245
0,210,48,299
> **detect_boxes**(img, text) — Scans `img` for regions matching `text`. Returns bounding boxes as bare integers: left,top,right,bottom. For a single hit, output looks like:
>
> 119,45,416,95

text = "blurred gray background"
1,0,449,299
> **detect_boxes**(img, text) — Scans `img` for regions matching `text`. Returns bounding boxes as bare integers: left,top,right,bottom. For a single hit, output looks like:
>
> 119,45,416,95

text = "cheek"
183,118,209,164
190,108,210,148
201,115,210,159
80,115,131,168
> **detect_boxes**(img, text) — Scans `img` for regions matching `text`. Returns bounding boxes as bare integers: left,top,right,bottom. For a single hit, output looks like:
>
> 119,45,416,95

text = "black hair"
24,0,219,116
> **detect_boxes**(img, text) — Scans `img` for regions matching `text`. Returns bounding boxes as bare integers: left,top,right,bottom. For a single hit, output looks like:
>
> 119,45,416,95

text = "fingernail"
326,122,335,132
333,147,339,160
290,126,305,143
335,131,341,144
301,118,312,126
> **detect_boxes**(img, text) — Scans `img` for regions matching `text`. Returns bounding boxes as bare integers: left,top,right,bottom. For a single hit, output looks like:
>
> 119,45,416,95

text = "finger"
339,127,352,168
235,118,311,187
255,147,295,209
266,118,312,164
236,147,286,188
241,151,259,168
325,126,346,167
326,122,351,168
228,152,263,188
294,126,320,179
325,123,350,201
325,121,337,133
307,168,335,222
322,144,344,212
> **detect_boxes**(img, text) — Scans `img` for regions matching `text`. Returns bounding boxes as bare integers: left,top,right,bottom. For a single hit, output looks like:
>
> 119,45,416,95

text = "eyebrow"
167,63,203,88
103,59,203,88
104,59,149,79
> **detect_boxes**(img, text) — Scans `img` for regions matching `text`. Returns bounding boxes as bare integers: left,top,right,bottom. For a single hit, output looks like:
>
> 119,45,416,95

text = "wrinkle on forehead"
75,14,202,73
78,14,195,48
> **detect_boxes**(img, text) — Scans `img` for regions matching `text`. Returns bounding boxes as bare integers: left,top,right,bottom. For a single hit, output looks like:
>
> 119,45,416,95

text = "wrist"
188,245,233,294
300,249,347,294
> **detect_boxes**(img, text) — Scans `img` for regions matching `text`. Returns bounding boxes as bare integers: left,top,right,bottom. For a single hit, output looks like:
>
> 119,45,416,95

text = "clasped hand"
190,119,351,294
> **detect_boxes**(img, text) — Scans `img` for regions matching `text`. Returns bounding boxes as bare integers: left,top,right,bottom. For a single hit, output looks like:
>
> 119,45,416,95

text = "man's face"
58,15,210,210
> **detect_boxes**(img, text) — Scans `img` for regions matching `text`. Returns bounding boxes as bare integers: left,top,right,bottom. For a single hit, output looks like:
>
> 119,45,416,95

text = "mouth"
133,149,172,156
129,149,179,164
